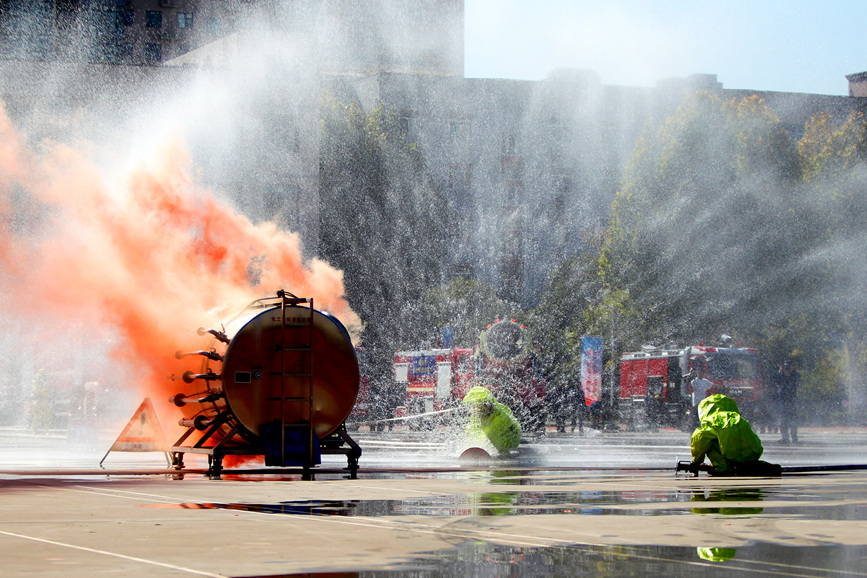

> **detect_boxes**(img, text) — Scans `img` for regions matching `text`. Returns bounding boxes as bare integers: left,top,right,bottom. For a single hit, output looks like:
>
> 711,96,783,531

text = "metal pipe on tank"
182,370,221,384
170,392,223,407
175,349,224,362
197,327,229,344
178,414,220,431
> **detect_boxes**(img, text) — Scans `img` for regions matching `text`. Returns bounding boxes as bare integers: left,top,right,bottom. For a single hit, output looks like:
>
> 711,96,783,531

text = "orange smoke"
0,103,359,434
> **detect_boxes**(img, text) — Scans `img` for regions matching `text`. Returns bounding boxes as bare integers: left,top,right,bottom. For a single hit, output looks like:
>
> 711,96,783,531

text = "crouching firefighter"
460,386,522,457
686,394,781,477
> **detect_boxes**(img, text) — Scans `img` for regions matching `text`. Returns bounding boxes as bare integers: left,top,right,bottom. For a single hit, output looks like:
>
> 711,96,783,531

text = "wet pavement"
2,426,867,576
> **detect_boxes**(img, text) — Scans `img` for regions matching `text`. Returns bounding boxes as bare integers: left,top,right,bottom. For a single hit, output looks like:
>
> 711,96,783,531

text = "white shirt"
691,378,713,407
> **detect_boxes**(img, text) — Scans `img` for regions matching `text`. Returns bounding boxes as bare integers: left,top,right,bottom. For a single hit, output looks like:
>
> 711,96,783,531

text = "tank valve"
175,349,224,362
197,327,229,344
179,415,220,431
182,370,221,384
170,392,224,407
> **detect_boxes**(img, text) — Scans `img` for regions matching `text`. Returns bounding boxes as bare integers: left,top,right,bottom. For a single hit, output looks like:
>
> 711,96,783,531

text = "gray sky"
464,0,865,96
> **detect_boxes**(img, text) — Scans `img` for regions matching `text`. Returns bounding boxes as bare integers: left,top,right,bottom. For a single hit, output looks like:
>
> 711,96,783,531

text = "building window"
555,175,574,194
178,13,193,29
145,11,162,28
501,134,517,155
122,9,134,27
551,194,566,223
116,42,134,63
448,163,473,192
145,43,162,64
501,157,524,182
504,181,522,204
398,111,416,140
449,119,466,138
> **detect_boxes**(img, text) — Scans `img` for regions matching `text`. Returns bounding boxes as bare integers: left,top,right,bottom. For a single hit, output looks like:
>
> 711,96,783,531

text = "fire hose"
352,406,464,428
676,460,867,477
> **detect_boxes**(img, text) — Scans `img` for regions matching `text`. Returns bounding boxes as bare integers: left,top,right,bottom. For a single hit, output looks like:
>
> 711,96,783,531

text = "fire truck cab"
687,344,762,417
619,346,689,429
618,343,762,430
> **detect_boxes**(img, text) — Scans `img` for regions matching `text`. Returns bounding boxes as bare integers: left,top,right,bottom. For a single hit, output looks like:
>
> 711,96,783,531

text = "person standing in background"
774,359,800,444
686,358,714,429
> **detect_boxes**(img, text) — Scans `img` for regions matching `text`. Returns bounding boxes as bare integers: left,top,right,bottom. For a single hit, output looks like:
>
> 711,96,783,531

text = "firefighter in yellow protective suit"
461,386,522,456
691,394,781,476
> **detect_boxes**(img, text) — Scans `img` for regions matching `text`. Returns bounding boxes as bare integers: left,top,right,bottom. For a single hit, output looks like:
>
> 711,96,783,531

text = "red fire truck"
618,343,762,429
392,347,475,429
393,319,547,431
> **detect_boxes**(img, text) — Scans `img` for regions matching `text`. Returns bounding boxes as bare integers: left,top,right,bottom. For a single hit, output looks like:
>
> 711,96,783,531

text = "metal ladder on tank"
273,291,317,479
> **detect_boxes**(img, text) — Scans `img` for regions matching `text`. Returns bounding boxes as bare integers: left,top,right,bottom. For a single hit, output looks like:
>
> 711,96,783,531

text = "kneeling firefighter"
461,386,522,456
690,394,781,476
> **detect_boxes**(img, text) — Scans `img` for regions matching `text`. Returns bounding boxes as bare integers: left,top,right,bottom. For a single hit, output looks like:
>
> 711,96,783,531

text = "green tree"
318,93,450,373
799,111,867,181
598,91,807,347
425,277,515,348
795,110,867,417
528,252,603,379
595,92,867,421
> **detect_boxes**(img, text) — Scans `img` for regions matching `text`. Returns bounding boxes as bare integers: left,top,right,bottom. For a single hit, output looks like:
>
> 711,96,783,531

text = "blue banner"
580,336,604,405
442,326,454,349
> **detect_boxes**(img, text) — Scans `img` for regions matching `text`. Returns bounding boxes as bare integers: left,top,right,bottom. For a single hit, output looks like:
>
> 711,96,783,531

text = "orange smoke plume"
0,103,358,431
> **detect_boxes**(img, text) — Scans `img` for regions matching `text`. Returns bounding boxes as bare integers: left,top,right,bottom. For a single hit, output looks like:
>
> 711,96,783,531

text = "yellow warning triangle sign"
107,397,170,453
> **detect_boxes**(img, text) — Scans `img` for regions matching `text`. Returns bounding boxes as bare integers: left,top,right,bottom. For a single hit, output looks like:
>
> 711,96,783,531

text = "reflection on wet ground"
143,491,749,517
266,541,867,577
145,480,867,520
135,470,867,575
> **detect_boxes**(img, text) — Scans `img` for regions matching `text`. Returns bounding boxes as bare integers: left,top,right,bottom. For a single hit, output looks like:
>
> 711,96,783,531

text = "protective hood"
463,386,495,407
698,394,740,424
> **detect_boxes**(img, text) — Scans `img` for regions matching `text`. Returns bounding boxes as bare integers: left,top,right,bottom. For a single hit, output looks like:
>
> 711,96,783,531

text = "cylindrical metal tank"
176,296,359,441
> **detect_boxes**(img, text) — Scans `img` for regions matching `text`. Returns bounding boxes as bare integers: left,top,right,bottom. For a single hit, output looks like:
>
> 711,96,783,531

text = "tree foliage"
527,253,600,377
534,92,867,418
317,84,867,419
596,92,811,347
318,93,450,371
799,111,867,181
425,277,516,348
795,109,867,413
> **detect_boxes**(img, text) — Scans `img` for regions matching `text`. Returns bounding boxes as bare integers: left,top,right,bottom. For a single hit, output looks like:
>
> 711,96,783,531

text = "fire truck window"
666,360,684,400
457,356,470,374
395,363,409,383
647,376,664,396
707,356,759,379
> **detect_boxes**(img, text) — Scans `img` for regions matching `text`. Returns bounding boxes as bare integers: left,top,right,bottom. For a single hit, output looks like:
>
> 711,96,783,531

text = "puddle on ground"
141,483,867,519
142,476,867,520
143,490,701,517
246,540,867,577
135,470,867,575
